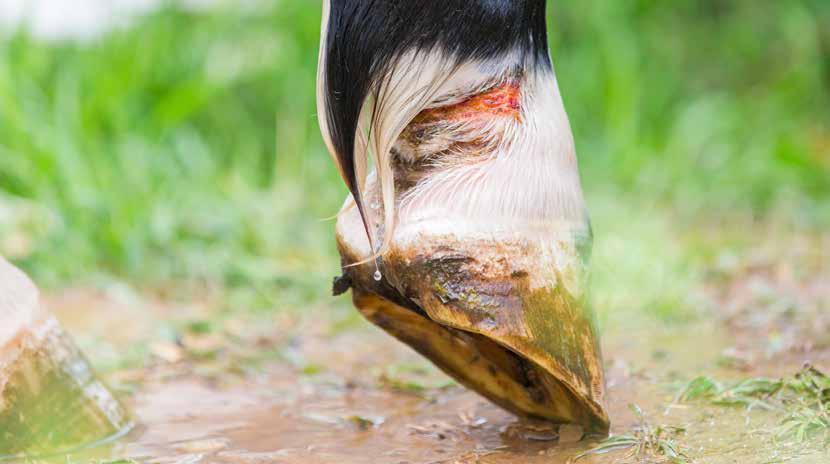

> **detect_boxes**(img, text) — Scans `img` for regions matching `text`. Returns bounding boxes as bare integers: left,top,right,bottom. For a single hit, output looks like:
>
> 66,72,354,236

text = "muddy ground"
35,237,830,464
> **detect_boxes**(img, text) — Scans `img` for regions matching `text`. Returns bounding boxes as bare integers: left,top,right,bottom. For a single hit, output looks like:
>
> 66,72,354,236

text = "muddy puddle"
11,293,826,464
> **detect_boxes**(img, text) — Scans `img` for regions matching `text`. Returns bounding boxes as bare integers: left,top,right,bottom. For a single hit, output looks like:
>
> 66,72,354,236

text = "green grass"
676,365,830,445
0,1,828,321
0,4,340,311
576,405,691,463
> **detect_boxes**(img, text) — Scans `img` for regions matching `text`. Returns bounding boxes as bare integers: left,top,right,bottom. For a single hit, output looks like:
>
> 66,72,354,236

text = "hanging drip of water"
371,197,382,281
373,251,383,281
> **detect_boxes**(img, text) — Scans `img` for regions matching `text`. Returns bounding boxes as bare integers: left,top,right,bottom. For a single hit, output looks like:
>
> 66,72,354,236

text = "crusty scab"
414,80,522,125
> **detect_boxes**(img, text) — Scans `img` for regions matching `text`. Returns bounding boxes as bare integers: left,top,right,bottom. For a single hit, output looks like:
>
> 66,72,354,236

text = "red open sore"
414,81,522,124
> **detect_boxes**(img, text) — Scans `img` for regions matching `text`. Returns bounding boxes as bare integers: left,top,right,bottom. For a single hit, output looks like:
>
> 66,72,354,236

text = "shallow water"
28,309,828,464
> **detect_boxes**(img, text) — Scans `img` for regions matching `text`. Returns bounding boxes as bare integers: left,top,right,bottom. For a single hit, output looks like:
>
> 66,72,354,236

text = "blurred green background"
0,1,828,325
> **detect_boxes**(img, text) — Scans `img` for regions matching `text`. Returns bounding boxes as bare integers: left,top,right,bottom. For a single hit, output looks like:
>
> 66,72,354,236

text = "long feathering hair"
317,0,553,254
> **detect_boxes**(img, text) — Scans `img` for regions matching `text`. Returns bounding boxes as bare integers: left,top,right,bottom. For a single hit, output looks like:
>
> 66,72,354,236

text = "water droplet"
373,270,382,281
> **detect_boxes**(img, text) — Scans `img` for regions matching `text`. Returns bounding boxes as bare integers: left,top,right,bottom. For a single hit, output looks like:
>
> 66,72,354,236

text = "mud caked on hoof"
339,224,608,435
0,258,132,458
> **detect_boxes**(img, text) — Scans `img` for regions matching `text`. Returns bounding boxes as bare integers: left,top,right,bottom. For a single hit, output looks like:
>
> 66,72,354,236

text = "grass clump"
677,364,829,445
575,405,690,463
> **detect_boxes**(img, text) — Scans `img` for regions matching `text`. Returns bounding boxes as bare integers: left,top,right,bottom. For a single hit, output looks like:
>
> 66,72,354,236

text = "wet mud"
21,304,828,464
13,238,830,464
